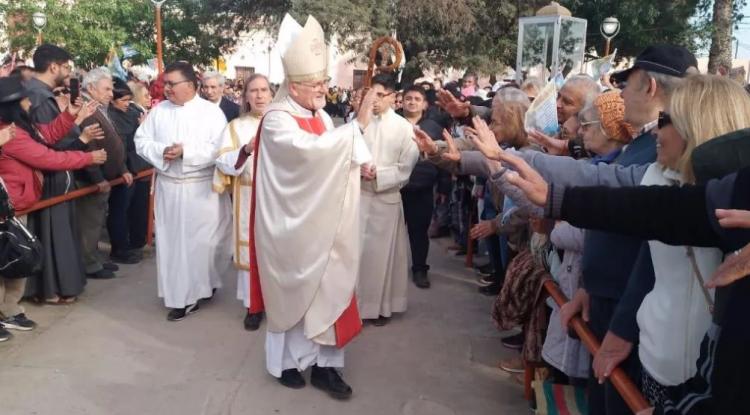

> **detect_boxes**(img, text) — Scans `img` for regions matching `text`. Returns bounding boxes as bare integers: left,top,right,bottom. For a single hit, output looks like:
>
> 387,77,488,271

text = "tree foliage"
0,0,236,68
212,0,722,78
2,0,743,78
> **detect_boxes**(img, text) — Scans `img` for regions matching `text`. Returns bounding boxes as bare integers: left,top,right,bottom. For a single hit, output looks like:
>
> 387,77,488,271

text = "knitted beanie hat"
594,92,635,143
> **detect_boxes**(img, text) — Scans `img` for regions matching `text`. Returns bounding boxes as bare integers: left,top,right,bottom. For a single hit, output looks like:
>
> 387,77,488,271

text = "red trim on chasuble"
248,111,362,348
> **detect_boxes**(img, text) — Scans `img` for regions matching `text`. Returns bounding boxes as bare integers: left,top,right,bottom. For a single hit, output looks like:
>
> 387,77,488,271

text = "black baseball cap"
611,45,698,85
0,76,29,104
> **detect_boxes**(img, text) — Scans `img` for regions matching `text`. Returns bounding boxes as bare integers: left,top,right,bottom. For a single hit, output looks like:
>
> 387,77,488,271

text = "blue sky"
732,2,750,58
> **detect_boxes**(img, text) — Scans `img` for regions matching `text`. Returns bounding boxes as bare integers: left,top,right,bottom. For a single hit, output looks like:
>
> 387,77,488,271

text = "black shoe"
102,262,119,271
477,276,495,286
501,332,524,350
0,325,12,342
109,251,141,265
454,248,467,256
413,270,431,289
373,316,390,327
87,269,116,279
243,311,264,331
475,263,494,277
166,302,200,321
2,313,36,331
311,365,352,400
128,249,144,260
203,288,218,302
478,281,501,296
278,369,306,389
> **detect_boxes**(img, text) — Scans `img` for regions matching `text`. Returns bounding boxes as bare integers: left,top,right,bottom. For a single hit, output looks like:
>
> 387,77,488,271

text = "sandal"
43,296,77,305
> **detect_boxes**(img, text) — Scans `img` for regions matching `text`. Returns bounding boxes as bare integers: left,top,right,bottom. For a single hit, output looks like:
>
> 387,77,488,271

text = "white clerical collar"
170,93,201,108
285,96,314,117
374,108,392,121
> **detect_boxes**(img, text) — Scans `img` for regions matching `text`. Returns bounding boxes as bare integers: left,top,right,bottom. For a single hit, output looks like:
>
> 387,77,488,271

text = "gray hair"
82,67,112,89
240,73,274,115
644,69,697,100
563,74,601,104
521,77,543,94
493,87,531,107
202,71,226,86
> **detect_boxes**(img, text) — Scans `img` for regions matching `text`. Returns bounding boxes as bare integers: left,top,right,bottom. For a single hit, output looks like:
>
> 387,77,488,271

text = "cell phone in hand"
69,78,80,104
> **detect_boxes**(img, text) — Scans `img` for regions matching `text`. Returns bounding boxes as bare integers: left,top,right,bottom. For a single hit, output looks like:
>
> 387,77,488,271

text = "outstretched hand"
441,129,461,162
413,127,438,155
465,116,502,160
72,100,100,125
0,124,15,147
705,241,750,288
498,151,549,207
436,89,470,118
716,209,750,229
527,129,567,156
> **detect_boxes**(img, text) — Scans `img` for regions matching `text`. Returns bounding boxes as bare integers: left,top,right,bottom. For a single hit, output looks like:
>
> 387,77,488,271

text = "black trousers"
107,179,150,254
128,179,150,250
107,183,134,254
587,295,642,415
401,187,434,273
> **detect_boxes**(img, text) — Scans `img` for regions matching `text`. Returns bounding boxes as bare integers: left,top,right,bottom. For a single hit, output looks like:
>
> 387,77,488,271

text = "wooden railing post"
542,280,650,413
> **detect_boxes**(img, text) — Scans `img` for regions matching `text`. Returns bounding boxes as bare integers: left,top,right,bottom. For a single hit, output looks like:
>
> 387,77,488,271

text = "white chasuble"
213,115,261,308
254,97,371,345
135,95,234,308
357,109,419,319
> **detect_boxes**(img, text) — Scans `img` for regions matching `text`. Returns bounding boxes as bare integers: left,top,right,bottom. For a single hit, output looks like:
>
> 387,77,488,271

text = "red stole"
246,111,362,349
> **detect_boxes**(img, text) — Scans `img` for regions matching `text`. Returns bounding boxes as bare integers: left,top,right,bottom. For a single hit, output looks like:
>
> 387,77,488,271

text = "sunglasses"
53,88,70,97
658,111,672,129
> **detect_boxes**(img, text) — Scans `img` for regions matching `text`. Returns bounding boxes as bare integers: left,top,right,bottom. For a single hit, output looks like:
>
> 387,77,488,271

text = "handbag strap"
686,246,715,310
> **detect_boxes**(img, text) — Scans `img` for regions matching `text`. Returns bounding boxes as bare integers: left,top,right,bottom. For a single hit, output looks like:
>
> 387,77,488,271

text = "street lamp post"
600,16,620,56
151,0,167,74
32,12,46,45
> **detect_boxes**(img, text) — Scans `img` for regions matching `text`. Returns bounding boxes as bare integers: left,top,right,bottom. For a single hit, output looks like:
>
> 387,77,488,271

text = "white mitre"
274,14,329,102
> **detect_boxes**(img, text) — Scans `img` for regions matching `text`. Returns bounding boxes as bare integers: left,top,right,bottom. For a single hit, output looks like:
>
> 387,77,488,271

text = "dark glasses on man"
658,111,672,129
53,88,70,97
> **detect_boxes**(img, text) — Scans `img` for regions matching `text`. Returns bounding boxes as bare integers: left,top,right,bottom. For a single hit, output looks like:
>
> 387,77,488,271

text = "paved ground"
0,238,530,415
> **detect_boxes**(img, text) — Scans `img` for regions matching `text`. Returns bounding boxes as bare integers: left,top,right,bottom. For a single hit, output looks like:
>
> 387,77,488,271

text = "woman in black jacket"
107,79,151,262
498,131,750,415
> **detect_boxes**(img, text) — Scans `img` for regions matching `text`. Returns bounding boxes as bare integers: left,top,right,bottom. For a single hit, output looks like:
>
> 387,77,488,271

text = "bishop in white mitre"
213,74,274,332
239,15,375,400
357,74,419,325
135,62,233,321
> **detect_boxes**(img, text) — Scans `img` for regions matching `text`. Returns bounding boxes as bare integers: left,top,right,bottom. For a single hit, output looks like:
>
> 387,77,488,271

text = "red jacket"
0,111,93,211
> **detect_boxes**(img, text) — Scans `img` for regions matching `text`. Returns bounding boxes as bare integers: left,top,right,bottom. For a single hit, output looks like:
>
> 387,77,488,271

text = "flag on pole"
121,45,139,60
107,48,128,80
587,49,618,79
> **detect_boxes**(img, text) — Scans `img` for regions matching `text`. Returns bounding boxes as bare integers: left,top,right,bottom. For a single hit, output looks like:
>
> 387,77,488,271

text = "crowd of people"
0,12,749,415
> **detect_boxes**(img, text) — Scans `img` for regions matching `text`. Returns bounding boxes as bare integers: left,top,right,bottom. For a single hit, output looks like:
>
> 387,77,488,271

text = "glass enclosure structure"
515,14,587,83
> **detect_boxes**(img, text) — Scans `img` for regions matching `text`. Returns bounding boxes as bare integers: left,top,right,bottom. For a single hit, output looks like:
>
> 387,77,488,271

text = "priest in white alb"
235,15,375,400
213,73,273,332
135,62,234,321
357,74,419,326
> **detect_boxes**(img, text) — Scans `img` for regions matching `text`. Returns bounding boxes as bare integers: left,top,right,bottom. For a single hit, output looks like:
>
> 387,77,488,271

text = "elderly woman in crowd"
482,74,749,407
108,78,153,262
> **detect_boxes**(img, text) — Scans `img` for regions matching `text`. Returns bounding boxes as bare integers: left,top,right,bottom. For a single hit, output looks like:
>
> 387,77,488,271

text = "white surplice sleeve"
182,105,227,173
134,108,169,171
373,124,418,192
352,124,372,166
216,148,245,176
